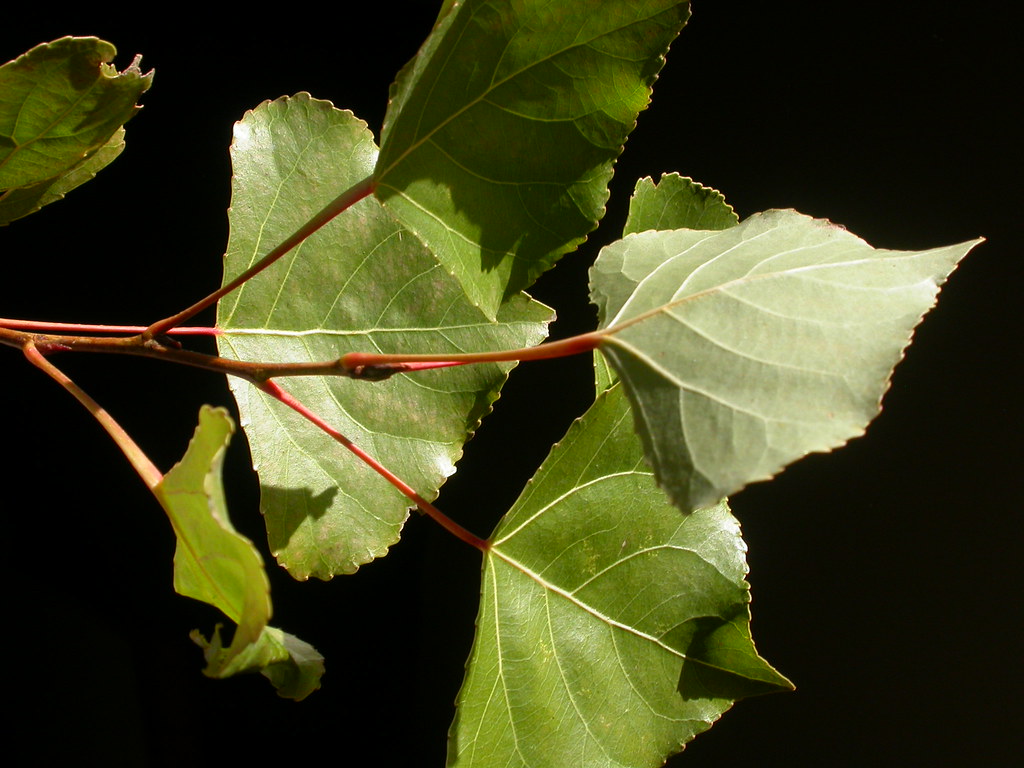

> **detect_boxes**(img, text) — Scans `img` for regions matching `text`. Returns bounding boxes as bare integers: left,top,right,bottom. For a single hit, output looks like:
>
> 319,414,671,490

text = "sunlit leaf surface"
451,385,790,767
376,0,692,317
623,173,738,236
217,95,550,579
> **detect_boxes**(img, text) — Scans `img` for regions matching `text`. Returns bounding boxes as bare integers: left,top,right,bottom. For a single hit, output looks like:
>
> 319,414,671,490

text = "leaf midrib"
488,546,751,680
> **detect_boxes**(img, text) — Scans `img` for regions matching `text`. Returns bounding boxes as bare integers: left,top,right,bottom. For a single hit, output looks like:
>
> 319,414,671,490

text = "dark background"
3,2,1019,765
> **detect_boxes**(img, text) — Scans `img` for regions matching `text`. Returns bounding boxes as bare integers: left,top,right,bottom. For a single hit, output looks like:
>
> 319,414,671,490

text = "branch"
340,330,603,370
0,317,217,335
1,324,605,383
23,342,163,490
10,329,488,549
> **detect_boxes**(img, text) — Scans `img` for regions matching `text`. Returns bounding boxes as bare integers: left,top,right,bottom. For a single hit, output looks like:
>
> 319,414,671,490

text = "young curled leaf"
155,406,323,699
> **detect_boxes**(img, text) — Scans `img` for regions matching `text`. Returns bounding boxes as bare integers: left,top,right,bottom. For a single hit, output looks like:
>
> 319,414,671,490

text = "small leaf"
155,405,323,699
451,385,789,767
217,94,551,580
623,173,738,236
191,625,324,702
375,0,692,317
0,37,151,202
590,209,982,512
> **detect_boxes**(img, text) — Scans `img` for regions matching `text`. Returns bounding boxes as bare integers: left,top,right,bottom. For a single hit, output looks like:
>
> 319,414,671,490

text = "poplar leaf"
0,37,150,220
623,173,738,236
155,406,323,700
217,94,551,580
590,209,982,512
375,0,692,317
597,174,740,394
451,385,790,767
0,127,124,224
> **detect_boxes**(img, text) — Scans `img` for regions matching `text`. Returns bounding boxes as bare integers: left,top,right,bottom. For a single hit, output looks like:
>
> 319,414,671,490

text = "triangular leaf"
451,385,790,767
155,405,323,699
0,37,151,201
217,94,551,580
623,173,738,236
590,209,982,512
375,0,692,317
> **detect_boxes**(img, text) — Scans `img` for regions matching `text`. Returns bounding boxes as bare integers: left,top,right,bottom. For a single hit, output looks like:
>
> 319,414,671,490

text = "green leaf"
217,94,551,580
590,209,982,512
0,126,125,224
155,405,323,699
191,625,324,702
375,0,692,318
0,37,151,201
623,173,738,236
593,348,616,395
451,385,790,767
596,174,741,394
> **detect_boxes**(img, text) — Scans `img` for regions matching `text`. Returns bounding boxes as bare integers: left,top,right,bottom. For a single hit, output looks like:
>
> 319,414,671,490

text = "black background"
3,2,1020,765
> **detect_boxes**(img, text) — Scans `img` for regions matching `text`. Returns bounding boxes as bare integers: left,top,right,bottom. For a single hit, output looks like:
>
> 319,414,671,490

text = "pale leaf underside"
596,173,740,393
590,209,981,512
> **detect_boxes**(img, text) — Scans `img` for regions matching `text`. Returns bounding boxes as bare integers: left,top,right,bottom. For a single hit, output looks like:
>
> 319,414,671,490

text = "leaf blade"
217,94,551,579
451,385,789,767
591,209,982,512
0,37,151,198
0,126,125,224
155,405,323,699
596,174,740,394
623,173,738,236
375,0,692,316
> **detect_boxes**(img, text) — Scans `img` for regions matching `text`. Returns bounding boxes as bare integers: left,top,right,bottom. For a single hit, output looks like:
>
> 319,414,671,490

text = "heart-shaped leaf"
217,94,551,579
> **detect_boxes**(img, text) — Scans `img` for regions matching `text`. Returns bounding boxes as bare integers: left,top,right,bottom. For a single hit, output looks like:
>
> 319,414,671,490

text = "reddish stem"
23,343,163,490
342,330,603,370
258,380,488,552
0,318,219,336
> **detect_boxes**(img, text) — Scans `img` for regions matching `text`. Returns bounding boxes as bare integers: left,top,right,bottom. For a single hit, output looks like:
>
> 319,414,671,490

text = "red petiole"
259,380,488,552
